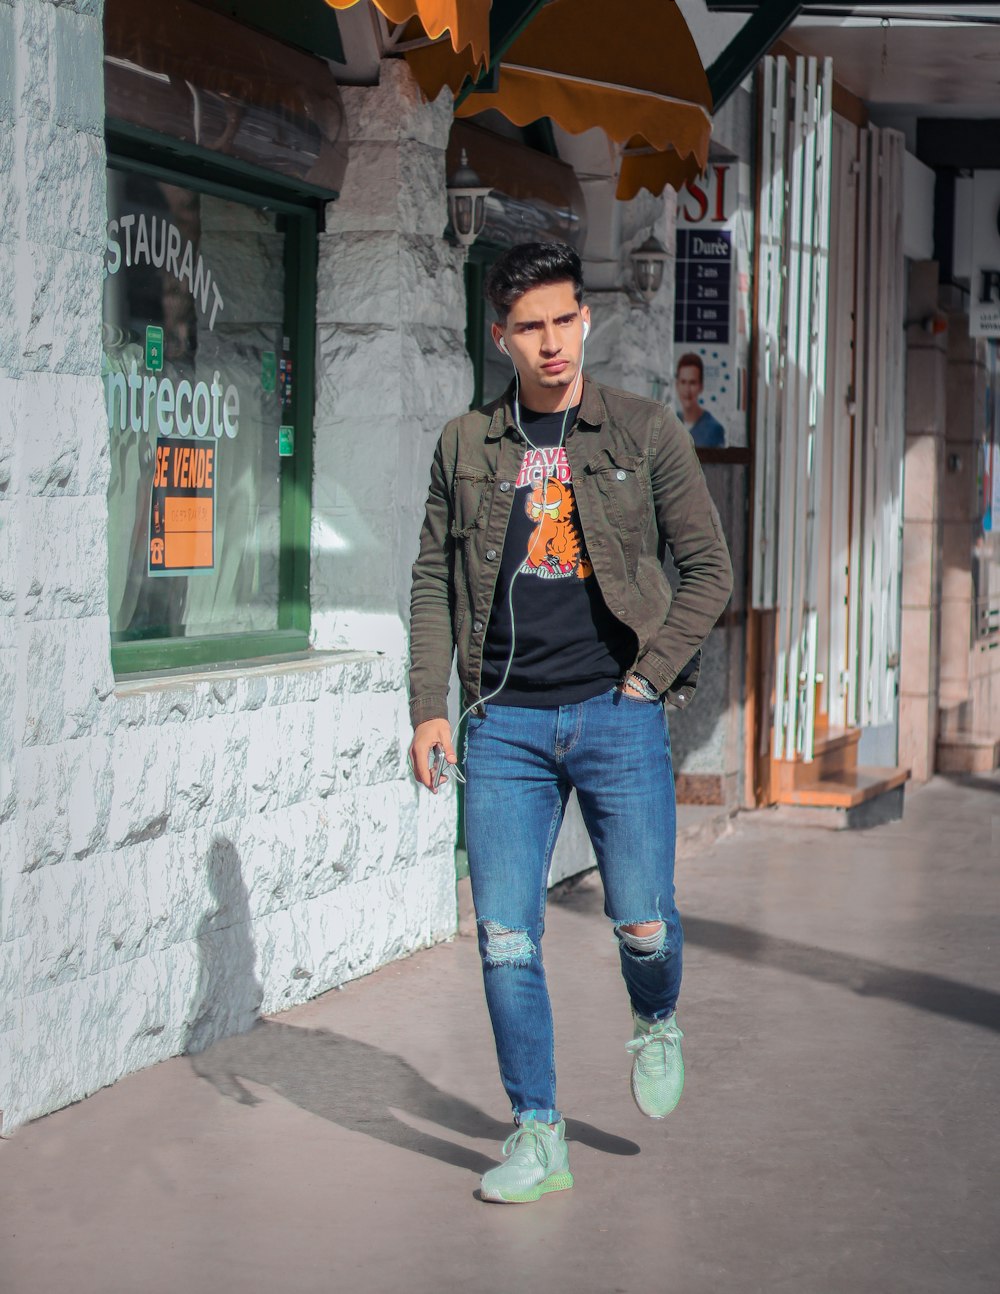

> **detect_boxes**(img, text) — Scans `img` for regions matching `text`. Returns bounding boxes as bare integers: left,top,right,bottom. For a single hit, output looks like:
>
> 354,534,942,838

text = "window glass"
104,168,289,641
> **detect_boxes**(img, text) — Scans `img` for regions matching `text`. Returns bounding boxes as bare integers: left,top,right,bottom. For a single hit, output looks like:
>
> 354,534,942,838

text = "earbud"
497,336,510,356
582,319,590,341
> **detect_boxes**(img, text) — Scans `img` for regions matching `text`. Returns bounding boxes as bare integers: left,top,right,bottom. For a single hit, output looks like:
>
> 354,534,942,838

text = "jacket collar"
486,375,607,441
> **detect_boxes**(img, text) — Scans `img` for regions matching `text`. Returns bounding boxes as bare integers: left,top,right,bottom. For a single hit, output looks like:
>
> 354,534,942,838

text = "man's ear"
492,323,509,357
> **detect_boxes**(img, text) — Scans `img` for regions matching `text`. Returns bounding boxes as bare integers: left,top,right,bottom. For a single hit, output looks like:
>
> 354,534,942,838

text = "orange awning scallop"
324,0,490,66
406,0,712,199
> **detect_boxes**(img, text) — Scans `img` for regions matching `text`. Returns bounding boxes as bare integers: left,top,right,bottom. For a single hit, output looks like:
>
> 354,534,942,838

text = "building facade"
1,0,746,1130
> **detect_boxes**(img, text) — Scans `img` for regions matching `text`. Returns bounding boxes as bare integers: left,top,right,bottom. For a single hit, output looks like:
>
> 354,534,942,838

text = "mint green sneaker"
626,1011,684,1118
480,1119,574,1204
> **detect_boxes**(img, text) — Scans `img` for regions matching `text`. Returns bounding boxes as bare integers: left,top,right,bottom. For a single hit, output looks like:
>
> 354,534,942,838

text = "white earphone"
582,319,591,340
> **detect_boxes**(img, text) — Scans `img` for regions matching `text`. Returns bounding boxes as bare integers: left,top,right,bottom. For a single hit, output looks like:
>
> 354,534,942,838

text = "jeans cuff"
515,1107,560,1126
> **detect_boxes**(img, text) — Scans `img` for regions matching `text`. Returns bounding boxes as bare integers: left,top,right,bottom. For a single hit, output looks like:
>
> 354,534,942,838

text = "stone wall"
0,11,457,1132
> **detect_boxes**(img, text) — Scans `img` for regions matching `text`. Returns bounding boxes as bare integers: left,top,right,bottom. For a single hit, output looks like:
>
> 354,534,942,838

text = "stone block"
945,360,987,440
313,414,404,513
903,433,943,524
22,118,105,253
244,703,316,814
19,242,104,374
20,615,113,744
316,323,402,418
401,325,473,418
0,124,15,238
21,495,108,620
53,5,103,134
106,725,184,849
0,3,14,125
19,372,109,497
897,691,936,784
901,518,935,608
19,742,71,868
940,438,979,523
0,243,18,376
0,504,15,617
316,230,401,326
329,140,408,231
65,731,113,860
899,607,934,698
15,0,53,122
338,60,452,149
398,234,467,327
938,599,972,685
905,345,946,435
399,141,448,236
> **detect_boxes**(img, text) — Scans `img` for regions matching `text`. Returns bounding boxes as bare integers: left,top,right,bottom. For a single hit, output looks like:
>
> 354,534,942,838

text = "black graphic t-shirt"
481,404,636,707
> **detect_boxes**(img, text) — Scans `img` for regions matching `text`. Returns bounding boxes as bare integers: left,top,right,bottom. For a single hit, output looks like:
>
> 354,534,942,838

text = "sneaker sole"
630,1075,683,1120
480,1171,574,1204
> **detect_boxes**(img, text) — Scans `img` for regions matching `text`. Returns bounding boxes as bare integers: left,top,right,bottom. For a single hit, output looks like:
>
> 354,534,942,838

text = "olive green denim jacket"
408,377,733,728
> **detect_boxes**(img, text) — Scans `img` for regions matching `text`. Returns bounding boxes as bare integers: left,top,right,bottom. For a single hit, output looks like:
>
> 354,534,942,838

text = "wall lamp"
629,235,669,302
446,149,491,247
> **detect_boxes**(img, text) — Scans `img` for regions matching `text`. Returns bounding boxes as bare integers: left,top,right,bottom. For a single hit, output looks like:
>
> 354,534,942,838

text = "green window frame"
105,133,319,677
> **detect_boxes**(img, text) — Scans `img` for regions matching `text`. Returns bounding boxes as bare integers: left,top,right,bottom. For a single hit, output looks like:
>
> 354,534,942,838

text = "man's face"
675,364,704,419
492,280,590,412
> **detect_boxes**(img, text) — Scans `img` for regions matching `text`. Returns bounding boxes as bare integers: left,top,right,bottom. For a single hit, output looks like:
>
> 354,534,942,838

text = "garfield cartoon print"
521,478,593,579
517,445,594,581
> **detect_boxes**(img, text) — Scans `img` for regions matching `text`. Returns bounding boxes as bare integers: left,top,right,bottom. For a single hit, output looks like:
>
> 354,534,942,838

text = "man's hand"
409,719,457,792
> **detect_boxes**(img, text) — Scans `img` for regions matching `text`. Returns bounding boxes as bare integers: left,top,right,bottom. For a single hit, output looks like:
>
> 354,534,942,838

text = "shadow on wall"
183,835,263,1056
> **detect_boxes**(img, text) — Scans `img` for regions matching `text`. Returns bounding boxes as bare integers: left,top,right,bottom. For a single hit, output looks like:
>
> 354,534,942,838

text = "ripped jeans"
464,686,682,1124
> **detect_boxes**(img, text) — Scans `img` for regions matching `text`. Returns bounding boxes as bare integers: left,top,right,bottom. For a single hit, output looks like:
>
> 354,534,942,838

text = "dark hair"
484,242,584,323
676,352,704,381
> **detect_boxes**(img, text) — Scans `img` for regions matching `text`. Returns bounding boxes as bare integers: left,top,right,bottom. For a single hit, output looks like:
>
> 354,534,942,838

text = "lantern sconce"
629,235,669,303
446,149,492,247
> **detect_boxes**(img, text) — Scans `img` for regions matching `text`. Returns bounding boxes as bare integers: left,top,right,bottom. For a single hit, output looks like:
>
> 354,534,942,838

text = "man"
675,351,725,448
408,242,732,1204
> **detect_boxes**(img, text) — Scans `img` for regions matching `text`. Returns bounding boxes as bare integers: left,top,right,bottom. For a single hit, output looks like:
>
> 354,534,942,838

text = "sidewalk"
2,774,998,1294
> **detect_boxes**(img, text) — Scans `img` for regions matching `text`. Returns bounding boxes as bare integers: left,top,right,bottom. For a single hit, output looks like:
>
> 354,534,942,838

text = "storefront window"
103,160,315,670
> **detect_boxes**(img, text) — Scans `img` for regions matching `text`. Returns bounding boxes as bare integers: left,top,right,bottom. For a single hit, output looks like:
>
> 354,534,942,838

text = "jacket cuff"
409,694,449,728
636,649,700,710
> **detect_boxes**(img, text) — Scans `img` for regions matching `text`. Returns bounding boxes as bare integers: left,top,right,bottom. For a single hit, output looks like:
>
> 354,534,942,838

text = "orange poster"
148,438,217,575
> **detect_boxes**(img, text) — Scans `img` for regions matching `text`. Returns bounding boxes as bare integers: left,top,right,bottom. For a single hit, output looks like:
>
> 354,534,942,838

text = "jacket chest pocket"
451,468,495,540
588,451,650,533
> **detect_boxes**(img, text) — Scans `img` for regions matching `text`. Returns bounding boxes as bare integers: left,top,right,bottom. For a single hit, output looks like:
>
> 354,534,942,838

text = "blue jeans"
464,687,682,1124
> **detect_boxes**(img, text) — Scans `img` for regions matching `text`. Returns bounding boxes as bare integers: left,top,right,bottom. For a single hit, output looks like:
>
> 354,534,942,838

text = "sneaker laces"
626,1019,684,1074
502,1123,556,1171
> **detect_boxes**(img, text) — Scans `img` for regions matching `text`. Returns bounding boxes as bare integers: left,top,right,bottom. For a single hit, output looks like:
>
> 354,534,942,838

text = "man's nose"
540,324,561,352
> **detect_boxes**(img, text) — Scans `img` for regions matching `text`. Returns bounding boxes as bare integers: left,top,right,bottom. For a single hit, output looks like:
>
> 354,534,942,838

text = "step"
769,764,911,830
772,727,861,796
776,764,911,809
936,733,1000,775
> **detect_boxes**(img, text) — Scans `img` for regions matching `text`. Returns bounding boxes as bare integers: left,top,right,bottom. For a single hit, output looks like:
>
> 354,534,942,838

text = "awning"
405,0,713,199
323,0,490,66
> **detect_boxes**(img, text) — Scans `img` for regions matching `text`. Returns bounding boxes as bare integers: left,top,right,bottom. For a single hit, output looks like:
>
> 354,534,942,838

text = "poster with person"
673,161,752,448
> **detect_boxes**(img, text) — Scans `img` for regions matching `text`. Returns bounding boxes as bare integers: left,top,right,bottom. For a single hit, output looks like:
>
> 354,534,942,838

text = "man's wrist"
622,671,659,701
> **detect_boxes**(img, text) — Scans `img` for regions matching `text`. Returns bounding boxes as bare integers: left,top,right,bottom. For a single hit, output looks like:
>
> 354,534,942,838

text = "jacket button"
499,481,511,492
616,469,627,481
486,549,497,560
473,620,484,632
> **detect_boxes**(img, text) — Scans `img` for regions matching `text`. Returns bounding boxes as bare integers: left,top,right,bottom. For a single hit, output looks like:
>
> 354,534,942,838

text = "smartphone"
430,744,448,790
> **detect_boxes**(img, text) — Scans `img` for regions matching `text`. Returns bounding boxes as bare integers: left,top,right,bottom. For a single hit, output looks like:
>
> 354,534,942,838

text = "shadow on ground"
552,882,1000,1034
190,1022,639,1174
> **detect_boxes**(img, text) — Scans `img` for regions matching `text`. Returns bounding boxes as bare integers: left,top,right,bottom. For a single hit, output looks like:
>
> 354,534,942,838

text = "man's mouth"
541,360,569,373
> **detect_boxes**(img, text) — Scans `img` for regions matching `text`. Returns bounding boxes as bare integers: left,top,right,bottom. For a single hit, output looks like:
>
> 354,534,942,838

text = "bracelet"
623,671,659,701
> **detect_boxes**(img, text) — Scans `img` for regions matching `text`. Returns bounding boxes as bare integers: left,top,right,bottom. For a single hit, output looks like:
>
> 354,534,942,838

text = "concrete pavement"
2,773,998,1294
